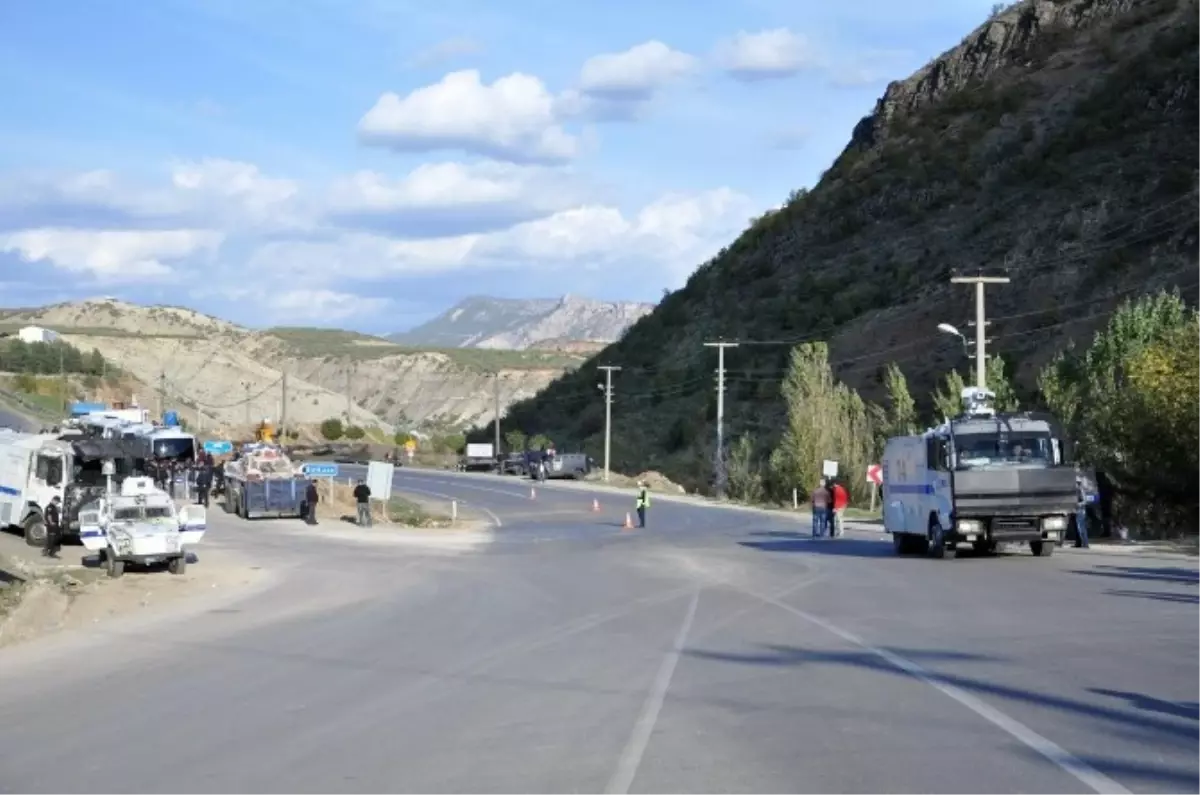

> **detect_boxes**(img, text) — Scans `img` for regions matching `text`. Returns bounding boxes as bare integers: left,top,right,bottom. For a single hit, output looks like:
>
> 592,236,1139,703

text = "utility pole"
704,342,738,498
493,372,501,457
951,274,1010,389
597,365,621,482
59,344,67,415
280,371,289,438
157,369,166,422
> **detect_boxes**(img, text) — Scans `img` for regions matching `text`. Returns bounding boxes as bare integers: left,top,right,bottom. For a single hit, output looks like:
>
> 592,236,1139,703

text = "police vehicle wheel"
22,515,47,548
168,555,187,575
106,554,125,579
1030,541,1053,557
892,533,908,555
928,520,955,560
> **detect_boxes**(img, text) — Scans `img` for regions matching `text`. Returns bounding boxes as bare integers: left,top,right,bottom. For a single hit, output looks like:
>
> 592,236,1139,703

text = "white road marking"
606,588,702,795
752,590,1132,795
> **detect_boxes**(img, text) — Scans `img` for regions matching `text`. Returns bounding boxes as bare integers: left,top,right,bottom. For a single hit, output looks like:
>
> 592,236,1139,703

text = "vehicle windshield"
72,456,142,486
152,437,196,461
954,432,1054,469
112,504,174,521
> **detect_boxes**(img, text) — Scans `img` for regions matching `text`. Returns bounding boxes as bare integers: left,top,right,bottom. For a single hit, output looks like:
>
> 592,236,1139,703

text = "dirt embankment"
0,536,264,650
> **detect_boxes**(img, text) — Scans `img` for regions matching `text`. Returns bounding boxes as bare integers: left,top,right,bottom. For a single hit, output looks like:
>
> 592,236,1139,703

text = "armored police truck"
882,387,1076,559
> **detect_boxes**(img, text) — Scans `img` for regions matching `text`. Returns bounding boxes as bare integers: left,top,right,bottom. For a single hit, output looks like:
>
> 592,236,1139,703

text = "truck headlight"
1042,516,1066,531
956,519,983,534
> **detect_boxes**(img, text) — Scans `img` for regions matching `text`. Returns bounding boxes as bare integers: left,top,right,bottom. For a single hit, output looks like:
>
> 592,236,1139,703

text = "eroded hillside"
500,0,1199,489
0,300,586,434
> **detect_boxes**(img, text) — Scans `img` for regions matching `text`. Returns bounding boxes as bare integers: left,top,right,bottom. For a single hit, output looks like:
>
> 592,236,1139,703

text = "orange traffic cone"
591,498,600,512
623,512,634,530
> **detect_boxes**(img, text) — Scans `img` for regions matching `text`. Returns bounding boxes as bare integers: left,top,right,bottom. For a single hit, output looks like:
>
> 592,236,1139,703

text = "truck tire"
928,518,956,560
22,513,47,548
106,552,125,578
168,555,187,575
892,533,910,555
1031,541,1053,557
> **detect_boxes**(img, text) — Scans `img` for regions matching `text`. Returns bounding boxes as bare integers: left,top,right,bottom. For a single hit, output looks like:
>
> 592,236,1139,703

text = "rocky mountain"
498,0,1198,490
0,299,588,435
389,295,655,349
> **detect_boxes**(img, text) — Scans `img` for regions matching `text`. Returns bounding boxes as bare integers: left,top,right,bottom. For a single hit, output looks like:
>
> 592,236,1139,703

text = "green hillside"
496,0,1198,496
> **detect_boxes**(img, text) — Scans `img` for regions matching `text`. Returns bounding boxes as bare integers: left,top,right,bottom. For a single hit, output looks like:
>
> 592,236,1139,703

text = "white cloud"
266,289,390,322
170,159,300,223
578,41,697,100
245,187,757,289
715,29,818,80
0,228,222,282
0,159,306,232
357,70,579,164
326,161,570,213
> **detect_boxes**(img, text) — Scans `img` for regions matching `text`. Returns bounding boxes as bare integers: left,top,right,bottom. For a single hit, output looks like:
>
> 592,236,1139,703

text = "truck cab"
883,387,1075,559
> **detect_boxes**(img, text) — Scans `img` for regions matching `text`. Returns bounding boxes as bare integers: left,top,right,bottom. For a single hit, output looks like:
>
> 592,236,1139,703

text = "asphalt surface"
0,466,1195,793
0,400,37,432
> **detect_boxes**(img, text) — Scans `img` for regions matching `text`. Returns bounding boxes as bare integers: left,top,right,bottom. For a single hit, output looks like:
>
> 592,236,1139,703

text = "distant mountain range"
389,295,656,350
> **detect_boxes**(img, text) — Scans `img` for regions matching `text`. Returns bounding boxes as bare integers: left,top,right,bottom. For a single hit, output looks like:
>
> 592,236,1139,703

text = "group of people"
809,478,849,538
148,452,225,507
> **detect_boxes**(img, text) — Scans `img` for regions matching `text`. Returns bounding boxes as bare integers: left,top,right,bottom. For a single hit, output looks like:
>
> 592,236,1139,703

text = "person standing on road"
830,480,849,538
635,482,650,528
1075,470,1095,549
353,479,372,527
196,456,213,507
810,480,830,538
42,495,63,558
304,479,319,525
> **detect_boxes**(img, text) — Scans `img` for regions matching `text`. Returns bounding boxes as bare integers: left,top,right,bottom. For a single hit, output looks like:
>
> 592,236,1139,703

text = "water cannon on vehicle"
960,387,996,419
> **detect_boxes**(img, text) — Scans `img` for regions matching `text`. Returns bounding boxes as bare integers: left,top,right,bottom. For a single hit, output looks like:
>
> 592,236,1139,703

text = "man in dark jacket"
196,456,213,507
353,480,372,526
42,495,63,558
304,479,319,525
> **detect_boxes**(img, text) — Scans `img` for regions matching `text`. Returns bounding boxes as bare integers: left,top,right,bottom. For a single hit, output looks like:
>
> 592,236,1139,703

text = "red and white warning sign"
866,464,882,485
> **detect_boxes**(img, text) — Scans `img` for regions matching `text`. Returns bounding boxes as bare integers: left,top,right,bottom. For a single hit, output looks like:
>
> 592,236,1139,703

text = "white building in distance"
17,326,61,344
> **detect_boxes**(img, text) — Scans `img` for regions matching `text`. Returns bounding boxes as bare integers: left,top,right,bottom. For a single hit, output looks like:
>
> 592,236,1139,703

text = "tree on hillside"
529,433,552,451
931,370,967,420
726,433,764,503
1036,289,1195,461
768,343,874,505
1113,322,1199,518
344,425,365,441
505,429,527,452
394,431,416,447
320,418,344,441
882,363,917,437
985,356,1020,412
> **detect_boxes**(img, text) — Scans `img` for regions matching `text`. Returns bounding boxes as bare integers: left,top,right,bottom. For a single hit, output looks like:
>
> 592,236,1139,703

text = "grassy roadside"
386,496,452,528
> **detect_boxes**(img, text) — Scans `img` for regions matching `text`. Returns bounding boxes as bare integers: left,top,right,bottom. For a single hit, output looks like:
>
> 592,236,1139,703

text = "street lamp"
937,323,968,352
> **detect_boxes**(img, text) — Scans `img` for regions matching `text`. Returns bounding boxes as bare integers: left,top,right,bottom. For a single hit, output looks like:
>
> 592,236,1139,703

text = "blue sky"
0,0,998,333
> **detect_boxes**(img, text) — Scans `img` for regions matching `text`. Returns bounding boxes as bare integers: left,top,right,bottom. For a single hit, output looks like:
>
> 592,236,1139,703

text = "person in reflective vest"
635,482,650,528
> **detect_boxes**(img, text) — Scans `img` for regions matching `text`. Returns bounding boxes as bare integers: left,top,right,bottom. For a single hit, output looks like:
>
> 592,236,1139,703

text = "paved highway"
0,400,37,432
0,466,1195,793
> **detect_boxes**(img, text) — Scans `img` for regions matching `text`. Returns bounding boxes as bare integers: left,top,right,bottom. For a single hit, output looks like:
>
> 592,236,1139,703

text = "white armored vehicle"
0,432,204,575
78,472,206,578
882,386,1076,559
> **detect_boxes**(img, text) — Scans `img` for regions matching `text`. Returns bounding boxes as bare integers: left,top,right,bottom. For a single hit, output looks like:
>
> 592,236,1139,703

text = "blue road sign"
203,440,234,455
301,462,339,478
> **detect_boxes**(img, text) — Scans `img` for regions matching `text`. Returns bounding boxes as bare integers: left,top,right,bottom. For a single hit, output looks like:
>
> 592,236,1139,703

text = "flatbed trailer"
224,475,307,519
